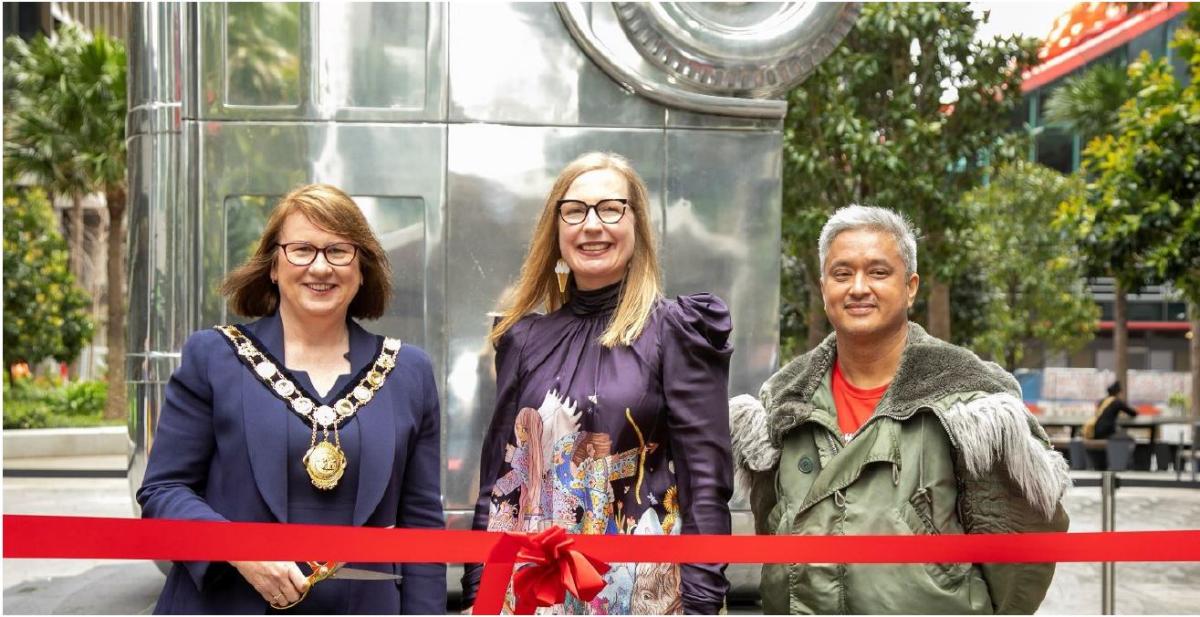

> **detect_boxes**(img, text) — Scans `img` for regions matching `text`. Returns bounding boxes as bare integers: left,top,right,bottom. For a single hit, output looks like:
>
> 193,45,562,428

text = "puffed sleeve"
135,329,231,589
661,294,735,614
397,346,448,614
461,317,530,608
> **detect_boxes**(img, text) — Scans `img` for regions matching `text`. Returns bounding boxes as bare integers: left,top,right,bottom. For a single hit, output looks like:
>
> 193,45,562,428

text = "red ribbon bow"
477,527,610,615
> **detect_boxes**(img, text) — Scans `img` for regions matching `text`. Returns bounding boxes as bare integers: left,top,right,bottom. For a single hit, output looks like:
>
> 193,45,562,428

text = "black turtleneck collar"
566,279,622,317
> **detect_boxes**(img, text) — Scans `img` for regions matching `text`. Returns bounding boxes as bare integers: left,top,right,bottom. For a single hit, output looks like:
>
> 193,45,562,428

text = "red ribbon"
506,527,610,614
6,515,1200,614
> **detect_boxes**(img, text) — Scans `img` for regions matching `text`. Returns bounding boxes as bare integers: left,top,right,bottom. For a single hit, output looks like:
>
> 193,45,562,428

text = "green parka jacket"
730,324,1070,614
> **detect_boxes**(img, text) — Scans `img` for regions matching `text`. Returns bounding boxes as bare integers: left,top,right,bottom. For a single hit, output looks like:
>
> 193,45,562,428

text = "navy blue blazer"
136,313,447,614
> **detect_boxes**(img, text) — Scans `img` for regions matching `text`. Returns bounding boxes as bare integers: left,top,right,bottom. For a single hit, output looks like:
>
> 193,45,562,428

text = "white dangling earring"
555,258,571,294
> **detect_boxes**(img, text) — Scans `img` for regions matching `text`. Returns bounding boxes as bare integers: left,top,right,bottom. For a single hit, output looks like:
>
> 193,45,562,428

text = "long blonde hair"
489,152,662,348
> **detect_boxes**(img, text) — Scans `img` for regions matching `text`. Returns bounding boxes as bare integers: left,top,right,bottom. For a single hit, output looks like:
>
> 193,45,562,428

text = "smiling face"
557,168,636,291
271,212,362,323
821,228,919,340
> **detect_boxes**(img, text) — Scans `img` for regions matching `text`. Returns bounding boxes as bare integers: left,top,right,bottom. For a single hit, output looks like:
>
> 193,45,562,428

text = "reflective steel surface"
663,129,782,402
557,2,787,119
127,2,187,504
316,3,448,122
195,4,448,121
612,2,860,97
442,125,666,520
448,3,665,127
128,2,855,594
193,122,445,348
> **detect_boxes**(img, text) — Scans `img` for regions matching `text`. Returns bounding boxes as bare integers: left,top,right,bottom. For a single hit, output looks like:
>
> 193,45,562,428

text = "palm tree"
1044,62,1134,141
4,24,128,420
75,29,128,423
1044,62,1135,393
4,29,93,277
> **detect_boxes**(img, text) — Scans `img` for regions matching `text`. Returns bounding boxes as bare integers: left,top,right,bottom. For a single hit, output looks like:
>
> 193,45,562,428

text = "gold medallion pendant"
214,325,403,493
303,440,347,490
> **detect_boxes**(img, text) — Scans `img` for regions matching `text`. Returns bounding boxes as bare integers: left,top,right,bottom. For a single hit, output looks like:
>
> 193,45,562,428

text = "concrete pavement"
2,474,157,614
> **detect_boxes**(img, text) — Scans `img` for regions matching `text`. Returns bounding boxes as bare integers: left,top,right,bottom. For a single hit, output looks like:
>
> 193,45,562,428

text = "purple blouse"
463,282,734,614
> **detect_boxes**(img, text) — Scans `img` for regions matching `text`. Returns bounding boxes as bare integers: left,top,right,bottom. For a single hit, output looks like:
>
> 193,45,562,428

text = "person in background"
1090,381,1139,440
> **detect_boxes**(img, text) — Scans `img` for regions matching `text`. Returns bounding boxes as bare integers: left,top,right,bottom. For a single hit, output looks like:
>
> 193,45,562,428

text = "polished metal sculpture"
125,2,857,593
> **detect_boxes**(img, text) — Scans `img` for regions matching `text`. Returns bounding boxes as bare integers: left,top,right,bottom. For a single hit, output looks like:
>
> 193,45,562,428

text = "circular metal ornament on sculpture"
613,2,860,97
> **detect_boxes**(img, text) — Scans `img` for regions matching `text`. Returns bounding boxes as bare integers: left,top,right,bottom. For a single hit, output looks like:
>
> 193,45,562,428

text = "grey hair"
818,205,918,277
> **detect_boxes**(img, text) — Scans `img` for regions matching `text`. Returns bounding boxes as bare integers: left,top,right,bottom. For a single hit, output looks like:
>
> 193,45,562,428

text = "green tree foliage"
1057,6,1200,414
1043,62,1135,142
4,25,95,270
959,162,1097,370
3,24,128,419
1104,10,1200,303
3,27,92,197
1044,60,1144,393
2,188,94,368
1056,8,1200,312
781,3,1039,352
1066,50,1199,298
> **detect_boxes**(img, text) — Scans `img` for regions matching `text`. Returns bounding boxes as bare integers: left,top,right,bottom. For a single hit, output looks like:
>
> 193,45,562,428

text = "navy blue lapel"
348,320,396,526
240,313,289,523
238,315,397,526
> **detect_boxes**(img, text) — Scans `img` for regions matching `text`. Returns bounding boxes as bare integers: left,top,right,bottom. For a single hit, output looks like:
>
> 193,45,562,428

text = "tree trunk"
806,275,827,350
103,187,127,420
1190,300,1200,420
1004,280,1019,371
927,278,952,342
1113,281,1129,395
70,192,85,277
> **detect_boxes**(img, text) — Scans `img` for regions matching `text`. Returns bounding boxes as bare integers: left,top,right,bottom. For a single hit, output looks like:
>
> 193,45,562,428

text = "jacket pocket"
893,492,971,589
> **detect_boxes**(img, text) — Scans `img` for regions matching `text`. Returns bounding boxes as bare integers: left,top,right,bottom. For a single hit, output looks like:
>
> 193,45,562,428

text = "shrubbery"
2,374,113,429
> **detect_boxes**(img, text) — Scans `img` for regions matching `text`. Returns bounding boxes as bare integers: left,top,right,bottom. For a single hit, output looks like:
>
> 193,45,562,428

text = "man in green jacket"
731,205,1070,614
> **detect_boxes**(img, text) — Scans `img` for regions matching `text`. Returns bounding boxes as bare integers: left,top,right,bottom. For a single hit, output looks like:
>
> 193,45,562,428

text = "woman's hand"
230,561,310,607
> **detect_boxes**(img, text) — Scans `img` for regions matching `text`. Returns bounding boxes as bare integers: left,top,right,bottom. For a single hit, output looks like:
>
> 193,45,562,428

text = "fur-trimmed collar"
763,322,1019,447
738,322,1069,518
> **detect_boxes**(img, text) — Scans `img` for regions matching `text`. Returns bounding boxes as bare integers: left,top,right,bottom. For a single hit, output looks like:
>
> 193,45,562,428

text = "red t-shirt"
831,360,889,439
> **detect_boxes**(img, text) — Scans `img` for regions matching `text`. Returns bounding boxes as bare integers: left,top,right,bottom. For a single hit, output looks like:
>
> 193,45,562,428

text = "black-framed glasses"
275,242,359,267
556,198,629,225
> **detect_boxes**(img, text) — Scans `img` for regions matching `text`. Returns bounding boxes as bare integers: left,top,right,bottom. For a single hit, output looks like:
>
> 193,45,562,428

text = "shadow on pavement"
4,562,162,615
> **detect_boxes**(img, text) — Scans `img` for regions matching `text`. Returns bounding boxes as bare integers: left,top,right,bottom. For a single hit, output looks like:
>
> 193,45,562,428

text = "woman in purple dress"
462,152,734,614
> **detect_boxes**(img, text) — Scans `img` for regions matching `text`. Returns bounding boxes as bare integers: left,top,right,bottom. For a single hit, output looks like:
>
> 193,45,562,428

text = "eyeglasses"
556,199,629,225
275,242,359,267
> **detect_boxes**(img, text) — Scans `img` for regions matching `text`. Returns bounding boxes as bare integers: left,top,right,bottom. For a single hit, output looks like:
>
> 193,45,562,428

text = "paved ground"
2,475,160,614
1039,479,1200,615
3,461,1199,614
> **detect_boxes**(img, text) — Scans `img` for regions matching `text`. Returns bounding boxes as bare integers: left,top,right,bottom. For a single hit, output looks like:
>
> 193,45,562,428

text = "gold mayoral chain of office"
215,325,402,490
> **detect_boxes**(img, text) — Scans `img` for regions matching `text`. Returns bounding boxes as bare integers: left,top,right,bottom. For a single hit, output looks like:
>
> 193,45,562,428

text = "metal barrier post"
1101,471,1117,614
